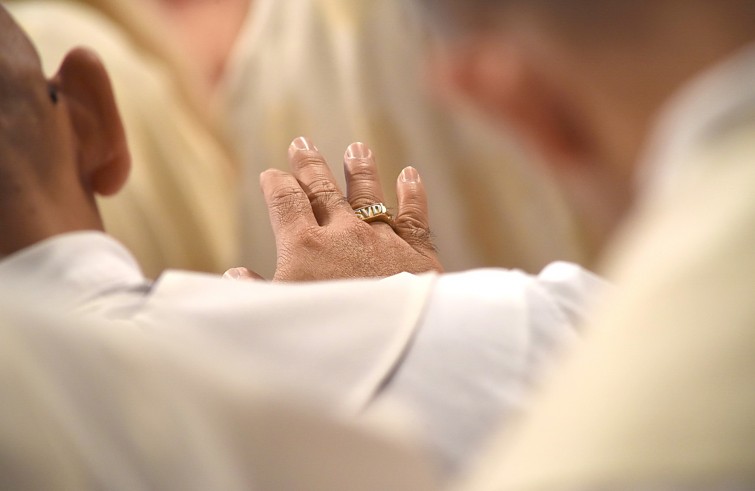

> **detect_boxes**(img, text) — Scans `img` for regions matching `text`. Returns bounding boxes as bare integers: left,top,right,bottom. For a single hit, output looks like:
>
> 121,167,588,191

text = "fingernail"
223,268,242,280
345,142,372,160
400,166,420,183
290,136,317,153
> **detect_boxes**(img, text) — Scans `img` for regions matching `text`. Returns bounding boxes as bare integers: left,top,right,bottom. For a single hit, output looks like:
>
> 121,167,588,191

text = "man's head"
418,0,755,247
0,5,129,257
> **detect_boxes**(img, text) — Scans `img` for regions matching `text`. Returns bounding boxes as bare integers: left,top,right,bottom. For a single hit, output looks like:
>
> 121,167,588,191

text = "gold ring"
354,203,393,224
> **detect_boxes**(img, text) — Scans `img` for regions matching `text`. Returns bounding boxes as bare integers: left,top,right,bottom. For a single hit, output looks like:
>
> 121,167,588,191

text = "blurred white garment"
458,42,755,491
221,0,589,278
0,232,603,475
0,289,439,491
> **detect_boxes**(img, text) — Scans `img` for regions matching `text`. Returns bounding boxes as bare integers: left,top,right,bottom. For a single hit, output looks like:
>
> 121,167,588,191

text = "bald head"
0,5,130,257
0,6,62,205
0,5,43,75
0,6,54,123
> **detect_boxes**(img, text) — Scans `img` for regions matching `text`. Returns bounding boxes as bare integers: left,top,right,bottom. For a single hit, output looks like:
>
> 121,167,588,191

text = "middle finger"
288,136,351,225
344,142,393,232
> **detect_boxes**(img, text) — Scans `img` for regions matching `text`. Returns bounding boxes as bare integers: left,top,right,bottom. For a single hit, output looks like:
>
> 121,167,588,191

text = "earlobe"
55,48,130,196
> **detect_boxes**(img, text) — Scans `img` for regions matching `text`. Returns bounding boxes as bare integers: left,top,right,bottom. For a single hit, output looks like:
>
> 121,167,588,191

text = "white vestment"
459,42,755,491
3,25,755,491
0,233,602,475
0,290,440,491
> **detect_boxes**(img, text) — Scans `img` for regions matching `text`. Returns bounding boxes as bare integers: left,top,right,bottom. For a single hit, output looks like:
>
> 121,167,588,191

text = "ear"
431,36,591,168
54,48,130,196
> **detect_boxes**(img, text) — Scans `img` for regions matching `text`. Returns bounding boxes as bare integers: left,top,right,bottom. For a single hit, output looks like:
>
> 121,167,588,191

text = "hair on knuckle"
397,218,436,250
312,190,348,209
397,214,427,232
269,182,303,202
304,175,339,197
269,186,309,223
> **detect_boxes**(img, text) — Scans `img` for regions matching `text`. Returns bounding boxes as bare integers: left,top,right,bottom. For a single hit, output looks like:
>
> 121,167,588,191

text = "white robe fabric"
0,232,603,475
0,290,440,491
458,42,755,491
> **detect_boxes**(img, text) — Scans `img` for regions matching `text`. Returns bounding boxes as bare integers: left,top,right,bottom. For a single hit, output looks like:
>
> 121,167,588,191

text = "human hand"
222,267,264,281
258,137,442,282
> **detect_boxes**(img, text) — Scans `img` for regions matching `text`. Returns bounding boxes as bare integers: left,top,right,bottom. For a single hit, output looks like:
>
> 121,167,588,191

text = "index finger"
288,137,352,225
260,169,318,239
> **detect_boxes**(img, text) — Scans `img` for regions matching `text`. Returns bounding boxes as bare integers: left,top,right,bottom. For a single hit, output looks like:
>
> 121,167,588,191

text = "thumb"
223,267,266,282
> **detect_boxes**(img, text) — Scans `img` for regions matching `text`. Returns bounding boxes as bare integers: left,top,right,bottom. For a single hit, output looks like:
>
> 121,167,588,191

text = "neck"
0,164,103,258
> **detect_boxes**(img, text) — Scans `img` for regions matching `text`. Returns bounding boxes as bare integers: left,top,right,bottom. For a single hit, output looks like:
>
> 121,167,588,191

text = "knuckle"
396,216,435,250
304,173,338,194
396,203,429,232
268,185,309,223
347,158,379,181
312,189,349,210
292,153,326,171
268,182,301,202
303,175,343,209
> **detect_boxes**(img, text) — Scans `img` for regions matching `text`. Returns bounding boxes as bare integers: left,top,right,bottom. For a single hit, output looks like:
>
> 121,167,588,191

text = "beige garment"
458,48,755,491
12,0,588,281
221,0,589,278
0,292,439,490
9,0,240,278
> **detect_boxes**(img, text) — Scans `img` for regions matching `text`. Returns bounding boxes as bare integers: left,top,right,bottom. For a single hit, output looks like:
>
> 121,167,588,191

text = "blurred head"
0,5,129,257
418,0,755,245
145,0,253,89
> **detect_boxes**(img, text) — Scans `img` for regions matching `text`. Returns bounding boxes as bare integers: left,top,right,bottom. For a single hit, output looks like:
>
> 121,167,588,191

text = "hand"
259,137,443,282
222,267,264,281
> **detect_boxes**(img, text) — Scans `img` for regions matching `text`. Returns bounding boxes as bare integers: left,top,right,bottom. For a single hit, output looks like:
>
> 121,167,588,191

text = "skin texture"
257,138,442,282
0,6,129,258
